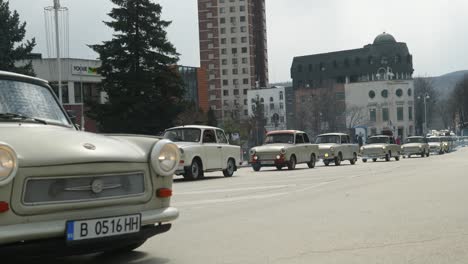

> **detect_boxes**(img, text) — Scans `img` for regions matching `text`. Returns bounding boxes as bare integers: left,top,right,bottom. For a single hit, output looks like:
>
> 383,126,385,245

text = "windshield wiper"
0,112,48,125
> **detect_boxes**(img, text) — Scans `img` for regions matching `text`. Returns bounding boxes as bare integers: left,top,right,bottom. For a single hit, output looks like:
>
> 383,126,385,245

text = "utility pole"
54,0,62,104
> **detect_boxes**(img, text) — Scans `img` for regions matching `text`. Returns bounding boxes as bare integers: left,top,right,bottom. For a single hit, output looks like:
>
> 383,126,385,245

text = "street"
22,147,468,264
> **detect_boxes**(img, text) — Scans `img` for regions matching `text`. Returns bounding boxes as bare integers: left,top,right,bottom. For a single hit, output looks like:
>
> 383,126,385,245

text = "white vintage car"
401,136,430,158
361,135,401,162
427,136,448,154
249,130,319,171
0,71,179,257
316,133,360,166
164,125,240,180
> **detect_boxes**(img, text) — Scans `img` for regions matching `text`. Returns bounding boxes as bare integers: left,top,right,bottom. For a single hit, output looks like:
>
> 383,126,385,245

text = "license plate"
262,160,275,165
66,214,141,241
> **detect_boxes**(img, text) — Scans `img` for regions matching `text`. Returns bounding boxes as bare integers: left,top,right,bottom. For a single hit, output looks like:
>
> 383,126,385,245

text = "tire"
307,154,316,168
276,165,283,170
287,155,297,170
372,158,377,162
334,153,342,166
426,150,430,157
223,158,236,177
324,160,330,166
252,164,261,172
350,153,357,165
362,158,367,163
395,155,400,161
439,150,444,155
385,153,390,162
184,159,203,180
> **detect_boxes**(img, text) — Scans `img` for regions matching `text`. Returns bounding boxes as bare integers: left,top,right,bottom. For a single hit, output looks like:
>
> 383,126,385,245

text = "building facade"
177,66,210,113
247,87,289,131
290,33,415,139
198,0,269,121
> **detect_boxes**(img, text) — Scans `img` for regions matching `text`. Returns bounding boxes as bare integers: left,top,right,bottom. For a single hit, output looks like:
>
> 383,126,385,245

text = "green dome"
373,32,396,44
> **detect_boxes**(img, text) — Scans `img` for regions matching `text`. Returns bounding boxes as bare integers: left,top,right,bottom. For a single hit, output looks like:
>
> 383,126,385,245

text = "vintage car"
427,136,448,154
315,133,359,166
361,135,401,162
249,130,319,171
164,125,240,180
0,71,179,257
401,136,430,158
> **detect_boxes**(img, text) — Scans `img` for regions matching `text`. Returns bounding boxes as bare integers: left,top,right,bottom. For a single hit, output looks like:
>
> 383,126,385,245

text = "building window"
243,78,249,84
335,92,345,100
223,80,228,85
207,13,213,18
242,68,248,74
279,91,284,100
220,28,226,34
240,26,246,32
280,116,285,123
370,128,377,136
409,106,413,120
207,23,213,28
220,7,225,13
243,89,248,95
244,99,247,105
231,37,237,44
369,109,376,122
369,90,376,99
231,27,236,33
230,17,236,23
381,89,388,98
241,47,248,53
244,109,248,116
206,3,212,8
232,68,238,75
222,69,228,75
382,108,389,121
222,59,227,65
234,89,239,95
397,107,404,121
221,48,227,55
396,89,403,97
223,90,229,96
220,18,225,24
232,48,237,54
233,79,239,85
240,16,246,22
232,58,238,64
208,43,214,49
270,103,274,110
208,54,214,59
221,38,227,44
242,58,248,64
241,37,247,43
239,5,245,11
280,102,284,109
229,6,235,12
408,88,412,96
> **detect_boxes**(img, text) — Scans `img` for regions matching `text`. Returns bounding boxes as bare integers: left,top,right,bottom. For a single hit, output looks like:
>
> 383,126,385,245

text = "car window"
341,136,349,144
203,129,217,143
295,134,304,144
216,130,228,144
303,133,310,143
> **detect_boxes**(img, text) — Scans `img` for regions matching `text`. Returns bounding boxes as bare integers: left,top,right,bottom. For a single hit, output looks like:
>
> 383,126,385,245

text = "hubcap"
192,162,199,177
228,161,234,173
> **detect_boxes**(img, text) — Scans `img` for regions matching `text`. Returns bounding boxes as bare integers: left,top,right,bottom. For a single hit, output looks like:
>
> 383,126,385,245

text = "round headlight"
249,149,256,155
276,155,281,160
0,143,18,186
360,146,364,151
382,146,387,150
151,140,180,176
280,148,286,154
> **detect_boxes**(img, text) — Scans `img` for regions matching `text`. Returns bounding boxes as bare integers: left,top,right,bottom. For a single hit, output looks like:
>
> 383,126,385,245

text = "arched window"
270,97,274,102
279,91,284,100
260,97,264,103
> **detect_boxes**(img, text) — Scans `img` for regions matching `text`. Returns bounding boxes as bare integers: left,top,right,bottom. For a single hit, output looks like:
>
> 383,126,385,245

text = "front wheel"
252,163,261,172
334,153,342,166
184,159,203,180
385,153,390,162
426,150,430,157
287,155,297,170
372,158,377,162
223,159,236,177
362,158,368,163
307,154,316,168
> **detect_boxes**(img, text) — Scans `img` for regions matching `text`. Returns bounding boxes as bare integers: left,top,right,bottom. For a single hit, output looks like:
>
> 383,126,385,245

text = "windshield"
0,80,70,126
264,133,294,144
428,137,442,143
315,135,340,144
406,137,425,143
367,137,389,144
164,128,201,142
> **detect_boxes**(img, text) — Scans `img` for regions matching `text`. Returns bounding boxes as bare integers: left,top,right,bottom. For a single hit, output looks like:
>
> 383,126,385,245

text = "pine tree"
89,0,185,134
0,0,36,76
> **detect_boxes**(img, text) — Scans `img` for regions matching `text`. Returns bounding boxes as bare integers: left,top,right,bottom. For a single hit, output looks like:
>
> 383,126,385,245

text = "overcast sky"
9,0,468,82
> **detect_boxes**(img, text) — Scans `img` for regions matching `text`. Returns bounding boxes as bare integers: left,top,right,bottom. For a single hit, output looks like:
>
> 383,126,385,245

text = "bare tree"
414,77,437,134
346,105,367,129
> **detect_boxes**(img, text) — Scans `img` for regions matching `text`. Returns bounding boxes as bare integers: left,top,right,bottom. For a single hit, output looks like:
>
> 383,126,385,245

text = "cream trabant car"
401,136,430,158
0,71,179,257
427,136,448,154
316,133,360,166
361,135,401,162
164,125,240,180
249,130,319,171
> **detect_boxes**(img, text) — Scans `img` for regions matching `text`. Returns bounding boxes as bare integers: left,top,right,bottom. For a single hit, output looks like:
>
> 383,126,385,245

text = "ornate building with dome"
289,33,415,140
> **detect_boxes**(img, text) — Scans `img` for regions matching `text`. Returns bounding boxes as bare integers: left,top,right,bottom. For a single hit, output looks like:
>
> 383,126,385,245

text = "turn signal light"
0,202,9,213
156,188,173,198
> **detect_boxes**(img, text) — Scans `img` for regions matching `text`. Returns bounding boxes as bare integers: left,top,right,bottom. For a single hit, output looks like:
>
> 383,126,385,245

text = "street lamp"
417,93,430,135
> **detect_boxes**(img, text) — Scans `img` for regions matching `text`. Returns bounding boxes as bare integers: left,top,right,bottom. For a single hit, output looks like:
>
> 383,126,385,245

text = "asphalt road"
21,147,468,264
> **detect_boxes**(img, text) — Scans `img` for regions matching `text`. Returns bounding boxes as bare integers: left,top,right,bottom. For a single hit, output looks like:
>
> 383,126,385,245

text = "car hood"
318,143,339,150
362,144,387,149
172,142,200,148
402,143,424,148
0,125,150,167
428,142,442,146
254,143,292,153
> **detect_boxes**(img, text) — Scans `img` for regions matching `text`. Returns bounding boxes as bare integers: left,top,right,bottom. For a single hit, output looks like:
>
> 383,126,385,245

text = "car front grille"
257,152,278,160
404,147,420,153
23,172,145,205
364,148,384,156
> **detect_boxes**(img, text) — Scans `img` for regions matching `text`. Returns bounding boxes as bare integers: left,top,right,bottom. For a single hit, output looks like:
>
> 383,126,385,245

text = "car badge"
83,143,96,150
91,179,104,194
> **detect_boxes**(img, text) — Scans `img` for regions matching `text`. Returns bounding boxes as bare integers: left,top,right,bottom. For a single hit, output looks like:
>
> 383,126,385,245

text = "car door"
340,135,350,159
302,133,313,162
294,133,306,163
202,129,220,170
215,129,229,169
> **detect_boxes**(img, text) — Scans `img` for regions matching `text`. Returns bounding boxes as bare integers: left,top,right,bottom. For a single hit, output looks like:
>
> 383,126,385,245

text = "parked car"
164,125,240,180
361,135,401,162
0,71,179,257
316,133,359,166
427,136,448,154
249,130,319,171
401,136,430,158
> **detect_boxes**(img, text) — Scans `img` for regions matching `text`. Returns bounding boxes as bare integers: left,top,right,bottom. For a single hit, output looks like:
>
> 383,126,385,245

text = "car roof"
166,125,222,130
267,130,305,135
318,133,348,136
407,136,424,139
370,135,391,138
0,70,49,87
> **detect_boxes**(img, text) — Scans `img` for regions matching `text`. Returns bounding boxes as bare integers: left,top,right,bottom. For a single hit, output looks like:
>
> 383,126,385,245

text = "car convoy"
0,71,465,257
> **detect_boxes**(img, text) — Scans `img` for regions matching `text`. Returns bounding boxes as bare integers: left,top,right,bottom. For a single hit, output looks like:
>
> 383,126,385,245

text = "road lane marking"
176,184,296,195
